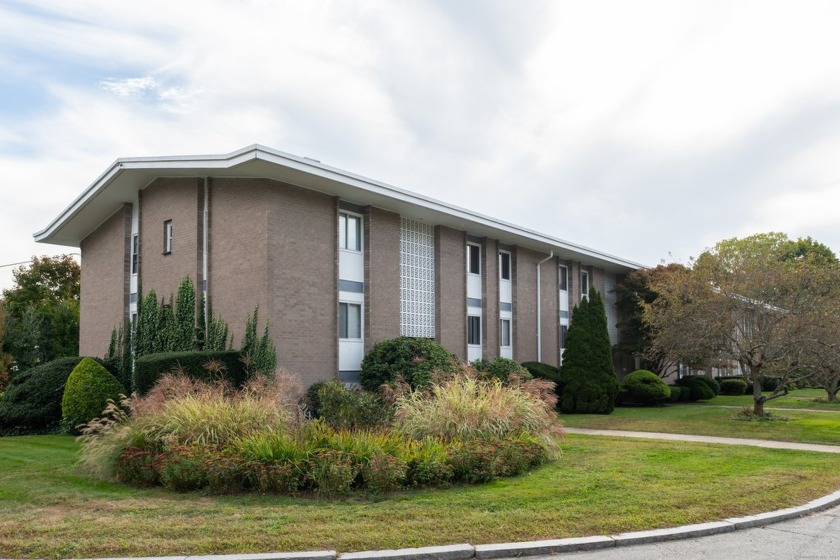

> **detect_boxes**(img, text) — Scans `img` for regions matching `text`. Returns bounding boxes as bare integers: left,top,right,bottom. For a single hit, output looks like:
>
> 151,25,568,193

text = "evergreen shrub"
61,357,126,431
719,378,749,396
666,385,682,402
133,350,248,395
622,370,671,405
521,361,564,403
360,337,461,391
471,358,532,383
0,356,117,434
677,376,716,401
316,381,391,430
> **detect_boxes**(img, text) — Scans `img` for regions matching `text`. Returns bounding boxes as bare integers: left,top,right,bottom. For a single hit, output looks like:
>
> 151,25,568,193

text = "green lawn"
2,434,840,559
711,388,840,411
561,392,840,445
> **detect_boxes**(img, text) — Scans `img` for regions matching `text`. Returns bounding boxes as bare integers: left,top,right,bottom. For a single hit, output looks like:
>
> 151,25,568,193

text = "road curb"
54,487,840,560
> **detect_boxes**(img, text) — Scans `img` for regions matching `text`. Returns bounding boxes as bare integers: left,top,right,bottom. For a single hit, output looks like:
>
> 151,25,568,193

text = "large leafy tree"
559,287,618,414
2,255,80,374
645,233,839,415
614,263,686,376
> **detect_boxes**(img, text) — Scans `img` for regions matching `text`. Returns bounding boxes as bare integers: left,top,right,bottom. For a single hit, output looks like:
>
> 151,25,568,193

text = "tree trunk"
752,376,765,416
826,379,839,402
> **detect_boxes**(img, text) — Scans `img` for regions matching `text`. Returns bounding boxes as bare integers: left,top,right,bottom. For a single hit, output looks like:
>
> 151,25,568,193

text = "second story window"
131,234,139,273
467,243,481,275
163,220,173,254
581,269,589,299
499,251,511,280
339,211,362,251
559,265,568,291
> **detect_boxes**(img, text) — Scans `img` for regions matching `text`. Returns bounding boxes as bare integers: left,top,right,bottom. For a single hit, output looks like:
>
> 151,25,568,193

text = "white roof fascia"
35,145,645,272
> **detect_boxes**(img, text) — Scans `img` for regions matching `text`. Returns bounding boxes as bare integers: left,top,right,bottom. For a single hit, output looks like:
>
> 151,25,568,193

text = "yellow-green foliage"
61,357,125,431
393,374,563,452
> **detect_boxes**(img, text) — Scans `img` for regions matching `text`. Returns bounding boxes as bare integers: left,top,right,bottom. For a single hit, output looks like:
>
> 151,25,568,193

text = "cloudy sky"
2,0,840,291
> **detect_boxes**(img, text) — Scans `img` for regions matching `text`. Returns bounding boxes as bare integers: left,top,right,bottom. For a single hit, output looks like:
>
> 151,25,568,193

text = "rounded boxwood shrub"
719,378,749,396
666,385,682,402
676,376,715,401
622,370,671,405
471,358,532,383
61,357,126,431
360,337,461,391
0,357,117,435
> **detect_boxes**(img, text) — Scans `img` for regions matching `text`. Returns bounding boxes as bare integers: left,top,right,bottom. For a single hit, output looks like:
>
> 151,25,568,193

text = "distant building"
36,145,641,387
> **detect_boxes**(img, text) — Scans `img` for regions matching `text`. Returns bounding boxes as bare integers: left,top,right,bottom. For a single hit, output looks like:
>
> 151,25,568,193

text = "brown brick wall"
435,226,466,359
139,178,201,298
79,205,131,356
592,267,606,295
513,248,560,366
365,207,401,350
482,238,499,359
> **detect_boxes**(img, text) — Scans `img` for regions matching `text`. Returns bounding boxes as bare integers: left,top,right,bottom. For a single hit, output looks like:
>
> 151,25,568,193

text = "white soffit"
34,145,644,273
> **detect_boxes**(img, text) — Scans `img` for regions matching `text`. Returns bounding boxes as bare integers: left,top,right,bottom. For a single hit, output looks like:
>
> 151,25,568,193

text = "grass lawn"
712,388,840,411
561,392,840,445
2,435,840,559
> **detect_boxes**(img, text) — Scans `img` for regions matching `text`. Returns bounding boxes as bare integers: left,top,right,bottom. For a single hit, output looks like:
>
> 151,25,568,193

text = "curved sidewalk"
562,427,840,453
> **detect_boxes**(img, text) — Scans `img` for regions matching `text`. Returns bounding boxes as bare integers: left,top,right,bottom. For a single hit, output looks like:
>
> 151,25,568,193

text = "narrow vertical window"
560,325,569,349
580,270,589,299
499,251,511,280
131,234,139,274
500,318,511,347
339,302,362,339
467,243,481,275
163,220,173,254
339,212,362,251
559,265,568,291
467,315,481,345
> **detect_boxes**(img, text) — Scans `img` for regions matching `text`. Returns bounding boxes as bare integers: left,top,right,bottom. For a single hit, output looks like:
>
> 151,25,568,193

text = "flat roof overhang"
35,145,644,274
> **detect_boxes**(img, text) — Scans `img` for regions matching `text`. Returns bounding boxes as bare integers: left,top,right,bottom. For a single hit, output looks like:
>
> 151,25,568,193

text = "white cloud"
99,76,157,98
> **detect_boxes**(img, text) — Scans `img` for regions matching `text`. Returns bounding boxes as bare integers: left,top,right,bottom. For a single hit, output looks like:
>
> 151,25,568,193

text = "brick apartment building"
35,145,641,387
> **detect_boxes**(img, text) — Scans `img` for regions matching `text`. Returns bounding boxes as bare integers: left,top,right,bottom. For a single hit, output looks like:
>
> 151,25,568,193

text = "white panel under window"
604,275,618,345
400,218,435,338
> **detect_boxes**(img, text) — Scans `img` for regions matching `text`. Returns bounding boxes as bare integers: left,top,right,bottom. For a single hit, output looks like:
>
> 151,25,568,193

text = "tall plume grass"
393,373,563,453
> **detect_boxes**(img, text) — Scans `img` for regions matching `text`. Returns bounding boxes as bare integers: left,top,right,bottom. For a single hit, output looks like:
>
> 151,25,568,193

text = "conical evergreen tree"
560,287,618,413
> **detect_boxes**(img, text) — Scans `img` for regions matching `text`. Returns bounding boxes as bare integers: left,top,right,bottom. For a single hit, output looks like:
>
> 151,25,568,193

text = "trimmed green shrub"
761,377,782,392
360,337,461,391
0,356,117,434
677,376,716,401
622,370,671,406
302,380,327,418
471,358,532,383
666,385,682,402
689,375,720,396
133,350,249,395
61,357,126,431
719,378,749,396
316,381,391,430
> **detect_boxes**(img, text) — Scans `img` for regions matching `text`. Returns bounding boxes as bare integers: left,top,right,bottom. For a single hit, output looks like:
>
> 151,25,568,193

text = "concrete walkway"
563,427,840,453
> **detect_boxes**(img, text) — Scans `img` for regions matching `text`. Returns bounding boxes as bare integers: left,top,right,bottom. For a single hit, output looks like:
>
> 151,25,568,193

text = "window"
560,325,569,349
500,318,511,347
339,302,362,339
558,265,568,291
339,212,362,251
467,315,481,345
467,243,481,275
499,251,511,280
163,220,173,254
580,270,589,299
131,234,139,274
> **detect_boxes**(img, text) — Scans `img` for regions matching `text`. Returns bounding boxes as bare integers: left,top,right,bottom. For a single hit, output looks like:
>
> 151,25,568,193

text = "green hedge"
521,361,564,402
719,378,749,396
622,370,671,405
676,376,716,401
471,358,532,383
0,357,117,434
133,350,249,395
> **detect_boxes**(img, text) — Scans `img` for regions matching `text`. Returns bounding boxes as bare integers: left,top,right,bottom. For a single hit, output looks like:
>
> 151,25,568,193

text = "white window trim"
581,269,590,299
500,318,512,348
467,242,481,276
499,250,512,281
339,301,364,340
339,210,363,253
163,220,173,254
467,314,482,346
